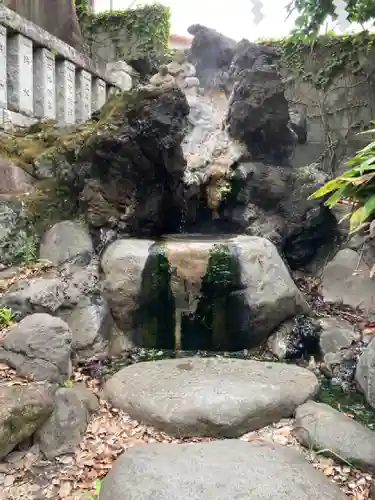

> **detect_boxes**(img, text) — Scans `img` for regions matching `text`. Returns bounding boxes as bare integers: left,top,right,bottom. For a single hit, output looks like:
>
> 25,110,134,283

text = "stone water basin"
100,234,310,351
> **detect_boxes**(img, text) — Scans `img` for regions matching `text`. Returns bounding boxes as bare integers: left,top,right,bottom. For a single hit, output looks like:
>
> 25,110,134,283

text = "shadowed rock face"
184,25,337,267
44,86,190,241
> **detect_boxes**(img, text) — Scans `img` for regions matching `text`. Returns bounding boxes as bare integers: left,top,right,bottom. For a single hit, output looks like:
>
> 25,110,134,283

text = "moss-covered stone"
0,86,189,245
136,242,175,349
0,382,55,460
191,244,243,351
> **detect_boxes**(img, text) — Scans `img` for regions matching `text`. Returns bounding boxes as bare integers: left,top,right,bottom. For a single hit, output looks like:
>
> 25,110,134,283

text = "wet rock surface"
100,235,310,349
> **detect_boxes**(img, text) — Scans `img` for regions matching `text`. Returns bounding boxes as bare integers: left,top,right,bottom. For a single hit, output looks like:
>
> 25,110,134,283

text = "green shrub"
0,307,15,327
309,125,375,232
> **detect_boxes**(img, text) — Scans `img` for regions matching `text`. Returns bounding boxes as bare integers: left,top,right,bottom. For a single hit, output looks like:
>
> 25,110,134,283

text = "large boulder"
99,440,346,500
100,236,310,349
226,66,295,164
0,255,100,320
65,297,114,363
8,87,190,245
100,238,153,337
104,357,319,438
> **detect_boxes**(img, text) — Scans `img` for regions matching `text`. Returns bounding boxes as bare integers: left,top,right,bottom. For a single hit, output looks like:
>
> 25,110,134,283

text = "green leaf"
324,185,347,208
308,178,344,200
349,194,375,232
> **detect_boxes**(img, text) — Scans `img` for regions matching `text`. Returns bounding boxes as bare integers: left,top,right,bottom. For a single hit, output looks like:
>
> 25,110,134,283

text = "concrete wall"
278,44,375,172
4,0,84,51
280,44,375,142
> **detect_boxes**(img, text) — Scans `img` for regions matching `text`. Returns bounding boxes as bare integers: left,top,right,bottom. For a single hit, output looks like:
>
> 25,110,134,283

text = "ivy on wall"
259,31,375,91
74,0,89,22
82,3,171,59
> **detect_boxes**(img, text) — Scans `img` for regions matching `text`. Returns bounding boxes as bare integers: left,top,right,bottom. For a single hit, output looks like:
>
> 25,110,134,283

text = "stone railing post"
0,5,120,129
33,48,56,120
56,60,76,125
0,26,7,109
76,69,92,123
92,77,106,113
7,33,34,116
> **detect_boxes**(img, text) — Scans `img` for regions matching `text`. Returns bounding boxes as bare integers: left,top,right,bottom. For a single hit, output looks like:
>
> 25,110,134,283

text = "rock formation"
0,28,335,269
182,26,336,267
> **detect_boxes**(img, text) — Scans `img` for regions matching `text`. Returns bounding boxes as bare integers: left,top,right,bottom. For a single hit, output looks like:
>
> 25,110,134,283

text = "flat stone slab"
104,357,319,437
294,400,375,472
99,440,346,500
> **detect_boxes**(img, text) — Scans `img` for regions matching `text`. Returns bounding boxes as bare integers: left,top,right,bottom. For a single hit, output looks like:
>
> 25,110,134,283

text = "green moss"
23,178,80,236
83,3,171,61
258,31,375,90
191,244,242,351
317,379,375,430
3,403,52,451
136,242,176,349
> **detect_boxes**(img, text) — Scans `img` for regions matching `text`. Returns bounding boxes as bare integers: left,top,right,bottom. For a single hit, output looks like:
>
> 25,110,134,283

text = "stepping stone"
99,440,346,500
104,357,319,437
294,400,375,472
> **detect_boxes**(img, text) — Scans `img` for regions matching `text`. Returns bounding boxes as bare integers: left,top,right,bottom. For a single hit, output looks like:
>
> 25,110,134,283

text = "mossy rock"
0,86,189,240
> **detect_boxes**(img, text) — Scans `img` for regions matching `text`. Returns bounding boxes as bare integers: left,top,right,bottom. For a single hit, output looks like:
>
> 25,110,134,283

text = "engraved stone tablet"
7,34,33,115
75,69,92,123
33,48,56,119
91,77,106,113
0,25,7,109
56,59,76,125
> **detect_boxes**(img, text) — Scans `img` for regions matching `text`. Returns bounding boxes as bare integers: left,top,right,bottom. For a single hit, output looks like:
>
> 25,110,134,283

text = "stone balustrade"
0,5,118,130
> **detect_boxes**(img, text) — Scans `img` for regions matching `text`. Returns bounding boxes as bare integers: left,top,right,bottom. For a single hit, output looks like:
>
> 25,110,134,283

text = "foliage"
61,379,74,388
13,232,38,265
74,0,89,23
79,479,102,499
0,307,15,327
83,3,171,61
309,124,375,232
288,0,375,36
259,30,375,90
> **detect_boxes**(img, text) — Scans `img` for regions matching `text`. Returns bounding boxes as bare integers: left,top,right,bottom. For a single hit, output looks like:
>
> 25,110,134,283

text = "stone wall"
278,43,375,172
